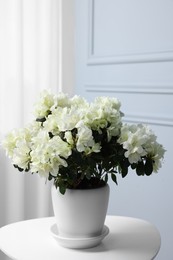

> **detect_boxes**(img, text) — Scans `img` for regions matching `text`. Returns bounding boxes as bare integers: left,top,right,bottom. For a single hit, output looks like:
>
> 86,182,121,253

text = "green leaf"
131,163,136,170
59,185,66,195
67,177,74,185
111,173,118,185
144,158,153,176
86,171,91,180
13,164,24,172
48,132,54,139
36,117,46,123
136,161,145,176
121,166,128,178
94,169,100,178
48,174,53,181
104,174,108,183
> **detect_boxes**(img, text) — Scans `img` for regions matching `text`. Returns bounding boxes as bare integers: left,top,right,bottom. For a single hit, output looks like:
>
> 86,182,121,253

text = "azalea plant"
3,90,165,194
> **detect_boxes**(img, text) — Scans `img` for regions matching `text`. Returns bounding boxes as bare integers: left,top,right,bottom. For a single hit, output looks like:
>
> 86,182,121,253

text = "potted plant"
2,90,165,247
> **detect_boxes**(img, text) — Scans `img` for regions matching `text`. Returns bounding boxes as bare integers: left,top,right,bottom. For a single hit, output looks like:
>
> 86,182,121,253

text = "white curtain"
0,1,63,258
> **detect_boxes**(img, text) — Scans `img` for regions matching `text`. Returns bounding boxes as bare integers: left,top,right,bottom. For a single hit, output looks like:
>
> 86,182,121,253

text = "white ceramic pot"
51,184,110,239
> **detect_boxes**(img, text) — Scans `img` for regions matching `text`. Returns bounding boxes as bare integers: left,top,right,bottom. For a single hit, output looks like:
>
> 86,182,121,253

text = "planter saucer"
50,224,109,249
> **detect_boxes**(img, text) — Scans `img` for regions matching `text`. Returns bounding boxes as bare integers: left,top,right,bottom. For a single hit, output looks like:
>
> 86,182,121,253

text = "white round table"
0,216,161,260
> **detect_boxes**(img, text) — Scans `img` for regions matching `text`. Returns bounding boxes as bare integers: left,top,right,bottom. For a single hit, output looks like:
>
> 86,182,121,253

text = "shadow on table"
80,230,160,255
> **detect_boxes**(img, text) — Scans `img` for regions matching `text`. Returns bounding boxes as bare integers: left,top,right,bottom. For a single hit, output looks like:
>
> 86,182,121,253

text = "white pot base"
50,223,109,249
51,184,110,239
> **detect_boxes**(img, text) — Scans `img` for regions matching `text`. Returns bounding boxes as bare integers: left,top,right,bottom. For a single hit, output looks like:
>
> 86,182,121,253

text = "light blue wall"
75,1,173,259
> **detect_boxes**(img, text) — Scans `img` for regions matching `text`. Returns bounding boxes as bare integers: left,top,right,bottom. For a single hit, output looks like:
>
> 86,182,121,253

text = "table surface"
0,215,161,260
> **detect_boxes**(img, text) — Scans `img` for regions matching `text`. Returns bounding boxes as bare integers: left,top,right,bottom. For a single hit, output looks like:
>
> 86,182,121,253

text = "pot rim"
52,182,109,192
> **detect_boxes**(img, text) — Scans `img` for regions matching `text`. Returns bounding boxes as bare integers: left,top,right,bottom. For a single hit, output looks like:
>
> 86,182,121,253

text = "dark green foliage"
36,117,46,123
136,161,145,176
132,157,154,177
48,127,158,194
144,158,153,176
14,164,24,172
50,129,126,194
111,173,117,185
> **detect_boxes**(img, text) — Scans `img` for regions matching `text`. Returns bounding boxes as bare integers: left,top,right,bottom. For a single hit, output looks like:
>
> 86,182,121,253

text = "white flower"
2,90,165,191
55,92,71,108
118,124,151,164
43,113,60,135
85,106,107,130
76,124,101,154
85,96,123,139
56,107,79,131
142,134,165,172
2,128,31,164
94,96,121,111
30,131,71,178
64,131,74,146
118,124,165,171
49,136,72,159
34,90,55,118
2,131,18,158
148,142,165,172
12,140,31,170
71,95,89,109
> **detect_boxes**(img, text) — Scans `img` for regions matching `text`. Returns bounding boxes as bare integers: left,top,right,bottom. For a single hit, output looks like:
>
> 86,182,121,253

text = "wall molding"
85,83,173,95
124,114,173,127
88,0,173,65
87,52,173,65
